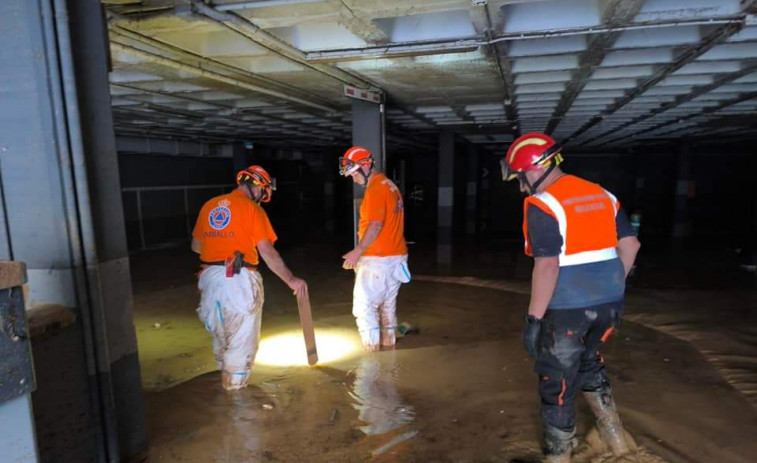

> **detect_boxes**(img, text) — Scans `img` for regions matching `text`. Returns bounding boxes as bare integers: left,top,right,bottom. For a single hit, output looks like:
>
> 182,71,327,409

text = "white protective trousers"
197,266,264,390
353,255,411,349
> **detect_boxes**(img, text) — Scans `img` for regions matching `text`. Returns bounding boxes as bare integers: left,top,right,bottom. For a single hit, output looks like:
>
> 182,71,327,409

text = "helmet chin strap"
358,162,374,187
523,163,557,195
244,182,264,204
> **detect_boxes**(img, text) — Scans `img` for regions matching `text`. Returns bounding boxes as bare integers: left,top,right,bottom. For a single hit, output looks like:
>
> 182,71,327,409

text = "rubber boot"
583,390,635,455
543,426,575,463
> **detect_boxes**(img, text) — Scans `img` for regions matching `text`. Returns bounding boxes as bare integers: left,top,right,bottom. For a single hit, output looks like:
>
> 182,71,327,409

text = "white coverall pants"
197,266,264,390
353,255,411,349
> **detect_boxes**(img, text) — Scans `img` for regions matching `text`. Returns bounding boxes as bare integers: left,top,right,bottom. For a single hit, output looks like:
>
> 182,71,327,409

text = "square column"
437,132,455,264
351,99,385,245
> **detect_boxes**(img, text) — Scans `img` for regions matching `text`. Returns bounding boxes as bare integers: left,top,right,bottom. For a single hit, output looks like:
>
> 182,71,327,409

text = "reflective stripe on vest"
531,189,618,267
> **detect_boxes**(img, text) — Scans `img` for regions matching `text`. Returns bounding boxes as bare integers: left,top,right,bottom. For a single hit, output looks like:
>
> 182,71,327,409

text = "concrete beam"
339,0,389,44
563,20,747,144
111,83,349,140
483,3,518,132
600,87,757,145
189,1,374,88
545,0,645,135
109,28,339,113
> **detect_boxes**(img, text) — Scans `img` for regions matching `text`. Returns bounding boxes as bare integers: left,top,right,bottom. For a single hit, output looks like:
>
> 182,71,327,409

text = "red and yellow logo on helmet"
501,133,563,181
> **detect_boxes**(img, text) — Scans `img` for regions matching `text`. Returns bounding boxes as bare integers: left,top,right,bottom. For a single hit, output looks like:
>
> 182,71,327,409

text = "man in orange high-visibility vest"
501,133,641,463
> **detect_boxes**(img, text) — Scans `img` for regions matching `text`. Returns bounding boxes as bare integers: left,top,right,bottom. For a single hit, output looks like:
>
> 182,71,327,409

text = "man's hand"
522,315,542,358
287,276,308,298
342,247,362,270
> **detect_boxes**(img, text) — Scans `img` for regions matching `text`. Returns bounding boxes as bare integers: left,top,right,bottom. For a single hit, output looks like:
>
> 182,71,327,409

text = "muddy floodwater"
132,247,757,463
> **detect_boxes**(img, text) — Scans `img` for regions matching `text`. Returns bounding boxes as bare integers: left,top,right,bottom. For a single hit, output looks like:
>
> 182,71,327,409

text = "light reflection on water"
255,328,362,366
348,351,415,436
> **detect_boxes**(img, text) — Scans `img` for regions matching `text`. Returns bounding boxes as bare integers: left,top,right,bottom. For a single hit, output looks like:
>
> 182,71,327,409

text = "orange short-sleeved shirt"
192,189,277,266
359,173,407,256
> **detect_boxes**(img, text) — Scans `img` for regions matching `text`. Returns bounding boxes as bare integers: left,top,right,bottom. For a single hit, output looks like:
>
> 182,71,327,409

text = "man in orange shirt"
192,165,307,390
340,146,411,352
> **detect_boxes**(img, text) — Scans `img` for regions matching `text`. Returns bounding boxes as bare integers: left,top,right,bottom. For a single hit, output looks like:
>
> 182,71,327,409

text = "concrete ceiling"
104,0,757,152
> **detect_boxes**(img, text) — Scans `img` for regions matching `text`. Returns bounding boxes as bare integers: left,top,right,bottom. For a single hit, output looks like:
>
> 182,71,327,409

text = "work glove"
522,315,542,358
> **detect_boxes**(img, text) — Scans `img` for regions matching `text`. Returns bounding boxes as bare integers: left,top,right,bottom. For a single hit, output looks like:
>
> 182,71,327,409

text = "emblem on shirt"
208,200,231,230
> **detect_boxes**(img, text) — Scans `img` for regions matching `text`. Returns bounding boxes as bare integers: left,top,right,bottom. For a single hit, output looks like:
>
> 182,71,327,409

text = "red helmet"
339,146,374,176
236,165,276,203
501,133,563,181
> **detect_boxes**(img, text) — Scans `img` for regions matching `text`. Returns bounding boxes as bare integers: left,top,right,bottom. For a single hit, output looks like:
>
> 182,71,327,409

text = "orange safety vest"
523,175,620,266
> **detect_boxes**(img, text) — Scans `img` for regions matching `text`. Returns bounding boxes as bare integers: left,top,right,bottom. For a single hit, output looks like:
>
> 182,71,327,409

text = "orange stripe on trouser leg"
600,326,614,343
558,378,567,406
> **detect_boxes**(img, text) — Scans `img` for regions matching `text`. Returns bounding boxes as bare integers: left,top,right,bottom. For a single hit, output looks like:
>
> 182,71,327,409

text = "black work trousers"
535,300,622,432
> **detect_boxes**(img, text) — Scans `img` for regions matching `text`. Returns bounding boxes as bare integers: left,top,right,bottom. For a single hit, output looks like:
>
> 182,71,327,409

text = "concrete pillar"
437,132,455,264
68,0,147,457
466,144,480,239
351,99,385,245
0,0,146,461
672,143,693,245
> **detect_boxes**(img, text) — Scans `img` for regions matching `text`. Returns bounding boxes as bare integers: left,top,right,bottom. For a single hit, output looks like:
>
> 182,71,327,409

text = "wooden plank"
296,290,318,366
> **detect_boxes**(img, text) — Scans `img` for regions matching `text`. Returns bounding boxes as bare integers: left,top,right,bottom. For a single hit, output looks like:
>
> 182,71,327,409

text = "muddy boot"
583,390,636,455
544,426,575,463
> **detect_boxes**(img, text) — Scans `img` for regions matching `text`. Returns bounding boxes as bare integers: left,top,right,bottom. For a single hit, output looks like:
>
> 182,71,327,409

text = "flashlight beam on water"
256,330,361,366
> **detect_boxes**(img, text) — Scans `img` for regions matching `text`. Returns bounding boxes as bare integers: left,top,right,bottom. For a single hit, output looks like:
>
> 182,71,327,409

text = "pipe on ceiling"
215,0,327,11
306,17,746,61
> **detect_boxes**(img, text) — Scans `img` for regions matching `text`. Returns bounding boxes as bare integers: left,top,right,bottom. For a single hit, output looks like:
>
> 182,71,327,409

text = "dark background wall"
118,142,757,255
120,151,333,252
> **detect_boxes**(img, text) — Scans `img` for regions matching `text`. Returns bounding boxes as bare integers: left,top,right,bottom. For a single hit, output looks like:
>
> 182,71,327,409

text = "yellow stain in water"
256,329,361,366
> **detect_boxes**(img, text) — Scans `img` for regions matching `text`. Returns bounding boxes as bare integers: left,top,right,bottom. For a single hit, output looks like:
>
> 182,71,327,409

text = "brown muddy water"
132,248,757,463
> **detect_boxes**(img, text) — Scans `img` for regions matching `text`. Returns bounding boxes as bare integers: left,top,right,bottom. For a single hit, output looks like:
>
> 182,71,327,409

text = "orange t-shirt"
359,173,407,256
192,189,277,266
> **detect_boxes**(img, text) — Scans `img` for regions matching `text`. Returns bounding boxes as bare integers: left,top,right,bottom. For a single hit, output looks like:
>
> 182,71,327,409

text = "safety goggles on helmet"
340,146,374,177
339,157,364,176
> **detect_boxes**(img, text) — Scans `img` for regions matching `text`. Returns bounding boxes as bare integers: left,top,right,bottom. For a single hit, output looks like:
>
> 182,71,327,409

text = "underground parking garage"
1,0,756,462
